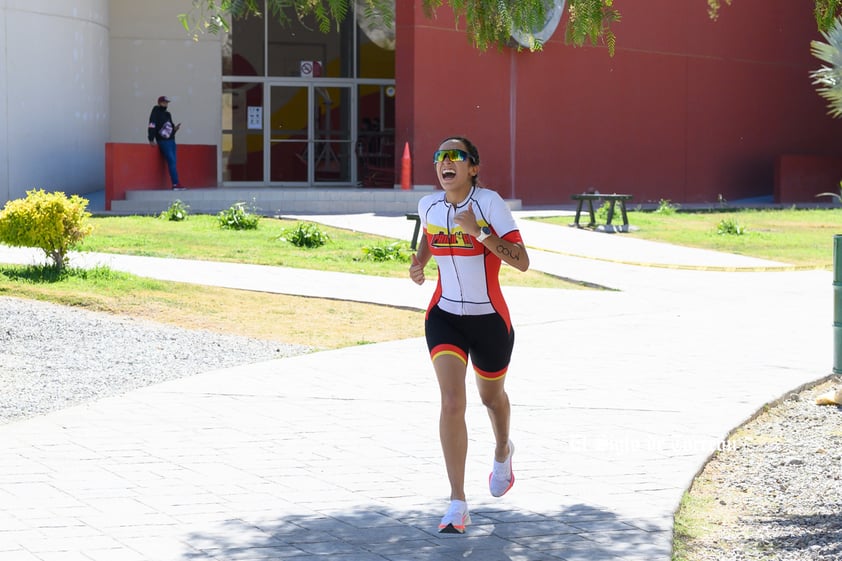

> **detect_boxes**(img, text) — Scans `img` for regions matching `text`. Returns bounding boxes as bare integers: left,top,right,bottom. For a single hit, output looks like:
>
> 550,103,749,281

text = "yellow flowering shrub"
0,189,93,270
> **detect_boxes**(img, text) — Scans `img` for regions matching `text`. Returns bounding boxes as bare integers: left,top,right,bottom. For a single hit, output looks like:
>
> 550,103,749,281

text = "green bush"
217,202,260,230
360,241,411,262
160,200,189,221
655,199,678,214
278,222,330,248
0,263,122,283
717,217,746,235
0,188,93,271
595,201,612,223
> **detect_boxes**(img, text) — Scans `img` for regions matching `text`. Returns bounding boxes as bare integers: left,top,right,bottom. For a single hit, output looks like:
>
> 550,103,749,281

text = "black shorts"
425,305,515,380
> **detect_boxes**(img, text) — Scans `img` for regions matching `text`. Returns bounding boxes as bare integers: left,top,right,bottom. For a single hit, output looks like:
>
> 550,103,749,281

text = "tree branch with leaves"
183,0,842,54
182,0,622,53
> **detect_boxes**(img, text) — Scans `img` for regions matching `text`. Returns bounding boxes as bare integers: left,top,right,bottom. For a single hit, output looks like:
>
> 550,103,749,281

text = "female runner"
409,136,530,533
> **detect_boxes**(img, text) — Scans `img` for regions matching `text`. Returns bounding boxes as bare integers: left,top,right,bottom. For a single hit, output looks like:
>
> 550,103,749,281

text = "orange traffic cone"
401,142,412,190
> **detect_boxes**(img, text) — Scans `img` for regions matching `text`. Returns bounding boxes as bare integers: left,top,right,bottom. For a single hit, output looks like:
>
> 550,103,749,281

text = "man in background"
148,96,183,190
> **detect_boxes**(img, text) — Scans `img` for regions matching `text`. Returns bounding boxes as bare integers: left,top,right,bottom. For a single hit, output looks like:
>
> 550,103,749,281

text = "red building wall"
105,143,217,210
397,0,842,206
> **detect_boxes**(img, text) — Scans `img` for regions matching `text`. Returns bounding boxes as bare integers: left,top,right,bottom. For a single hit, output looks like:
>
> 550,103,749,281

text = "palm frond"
811,17,842,118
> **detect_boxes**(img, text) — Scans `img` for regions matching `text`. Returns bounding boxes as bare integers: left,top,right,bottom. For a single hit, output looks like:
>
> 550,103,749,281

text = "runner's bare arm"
454,203,530,272
410,236,431,285
481,235,529,272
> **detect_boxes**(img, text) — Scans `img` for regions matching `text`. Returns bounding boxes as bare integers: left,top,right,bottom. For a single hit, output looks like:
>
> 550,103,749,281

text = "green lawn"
76,214,574,288
535,208,842,268
79,215,410,276
0,212,577,348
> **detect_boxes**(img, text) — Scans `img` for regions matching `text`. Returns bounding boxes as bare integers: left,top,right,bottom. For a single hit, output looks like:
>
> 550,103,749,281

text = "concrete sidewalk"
0,214,834,560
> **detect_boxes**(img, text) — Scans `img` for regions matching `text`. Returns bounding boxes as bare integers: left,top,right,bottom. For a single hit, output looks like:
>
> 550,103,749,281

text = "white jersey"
418,186,523,323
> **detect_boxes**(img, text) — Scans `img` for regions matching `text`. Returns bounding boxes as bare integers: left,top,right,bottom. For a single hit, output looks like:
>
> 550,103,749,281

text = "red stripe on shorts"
474,365,508,381
430,344,467,365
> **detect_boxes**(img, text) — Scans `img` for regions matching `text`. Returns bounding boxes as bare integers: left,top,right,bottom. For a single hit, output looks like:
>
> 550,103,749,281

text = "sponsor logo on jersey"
428,224,472,249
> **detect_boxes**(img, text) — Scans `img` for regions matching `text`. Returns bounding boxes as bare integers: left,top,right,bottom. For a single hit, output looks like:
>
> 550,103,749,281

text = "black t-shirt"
147,105,176,142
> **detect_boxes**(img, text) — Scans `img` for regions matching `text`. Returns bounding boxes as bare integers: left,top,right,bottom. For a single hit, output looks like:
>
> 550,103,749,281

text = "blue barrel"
835,235,842,374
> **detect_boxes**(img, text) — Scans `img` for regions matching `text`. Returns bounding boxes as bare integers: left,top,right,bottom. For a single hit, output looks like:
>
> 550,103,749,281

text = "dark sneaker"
438,500,470,534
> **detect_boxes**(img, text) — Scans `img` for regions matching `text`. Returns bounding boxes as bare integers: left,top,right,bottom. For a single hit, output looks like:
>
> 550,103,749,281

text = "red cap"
157,96,171,104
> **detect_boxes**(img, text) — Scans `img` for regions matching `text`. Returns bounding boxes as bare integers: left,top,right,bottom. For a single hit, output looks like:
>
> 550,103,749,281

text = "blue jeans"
157,139,180,186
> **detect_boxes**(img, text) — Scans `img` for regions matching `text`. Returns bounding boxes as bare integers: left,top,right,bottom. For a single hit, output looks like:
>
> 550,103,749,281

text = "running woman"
408,136,530,534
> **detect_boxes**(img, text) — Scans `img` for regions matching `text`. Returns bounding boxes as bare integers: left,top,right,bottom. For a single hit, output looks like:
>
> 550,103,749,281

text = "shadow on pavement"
182,503,671,561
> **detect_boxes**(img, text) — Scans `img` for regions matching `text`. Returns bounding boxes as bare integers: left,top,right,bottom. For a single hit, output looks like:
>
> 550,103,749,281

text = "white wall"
0,0,223,207
0,6,8,204
109,0,222,152
0,0,109,203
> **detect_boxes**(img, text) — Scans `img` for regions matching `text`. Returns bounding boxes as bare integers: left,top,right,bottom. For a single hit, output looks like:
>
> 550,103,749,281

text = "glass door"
313,85,353,183
268,83,354,185
357,83,396,187
222,81,264,182
269,84,309,183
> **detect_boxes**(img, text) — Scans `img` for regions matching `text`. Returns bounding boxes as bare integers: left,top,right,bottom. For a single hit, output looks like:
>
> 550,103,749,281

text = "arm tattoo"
497,244,520,261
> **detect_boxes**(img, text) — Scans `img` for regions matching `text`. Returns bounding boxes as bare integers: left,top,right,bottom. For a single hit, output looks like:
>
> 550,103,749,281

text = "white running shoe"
489,440,515,497
438,499,471,534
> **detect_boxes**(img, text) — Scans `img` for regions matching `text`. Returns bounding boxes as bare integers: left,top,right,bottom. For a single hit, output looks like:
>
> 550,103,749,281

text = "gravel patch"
0,296,311,424
679,377,842,561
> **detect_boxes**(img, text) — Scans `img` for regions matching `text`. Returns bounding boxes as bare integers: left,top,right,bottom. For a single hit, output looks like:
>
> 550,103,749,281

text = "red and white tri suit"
419,185,523,324
418,186,524,379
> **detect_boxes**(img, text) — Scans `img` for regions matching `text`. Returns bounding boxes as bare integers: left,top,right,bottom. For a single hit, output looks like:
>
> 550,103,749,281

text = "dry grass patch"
1,275,423,351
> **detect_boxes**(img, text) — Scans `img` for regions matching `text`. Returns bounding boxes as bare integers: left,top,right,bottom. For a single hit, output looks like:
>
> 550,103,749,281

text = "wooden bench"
570,193,632,231
406,212,421,250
